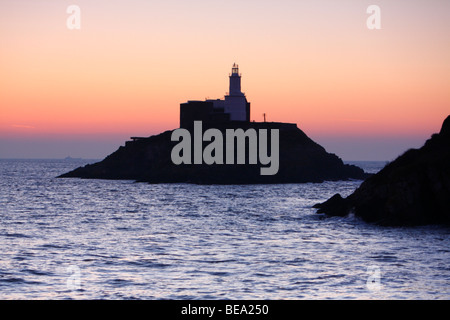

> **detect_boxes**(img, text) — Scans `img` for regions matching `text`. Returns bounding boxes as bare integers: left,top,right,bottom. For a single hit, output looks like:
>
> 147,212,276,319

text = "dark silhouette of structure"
59,63,368,185
180,64,250,129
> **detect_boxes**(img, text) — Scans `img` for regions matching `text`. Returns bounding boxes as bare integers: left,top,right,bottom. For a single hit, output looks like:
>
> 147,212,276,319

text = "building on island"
180,64,251,128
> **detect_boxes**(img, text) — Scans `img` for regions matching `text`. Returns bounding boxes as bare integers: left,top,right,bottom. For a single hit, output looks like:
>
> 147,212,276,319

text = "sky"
1,0,449,161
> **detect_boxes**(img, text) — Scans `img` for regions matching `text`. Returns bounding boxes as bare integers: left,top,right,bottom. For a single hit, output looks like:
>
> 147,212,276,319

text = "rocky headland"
314,115,450,226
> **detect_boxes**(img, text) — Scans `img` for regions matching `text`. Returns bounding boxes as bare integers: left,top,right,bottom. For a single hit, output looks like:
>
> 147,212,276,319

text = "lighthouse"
229,63,243,96
179,63,251,128
224,63,250,121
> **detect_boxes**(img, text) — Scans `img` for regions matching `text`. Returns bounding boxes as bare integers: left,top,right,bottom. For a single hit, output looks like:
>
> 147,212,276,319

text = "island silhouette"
59,64,367,184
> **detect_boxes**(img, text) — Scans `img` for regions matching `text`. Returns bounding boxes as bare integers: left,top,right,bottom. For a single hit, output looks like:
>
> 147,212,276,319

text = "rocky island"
314,115,450,226
59,121,367,184
60,64,367,184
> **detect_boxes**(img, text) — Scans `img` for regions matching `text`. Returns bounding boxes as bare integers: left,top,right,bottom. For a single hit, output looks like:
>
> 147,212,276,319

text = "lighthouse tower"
224,63,250,121
229,63,243,96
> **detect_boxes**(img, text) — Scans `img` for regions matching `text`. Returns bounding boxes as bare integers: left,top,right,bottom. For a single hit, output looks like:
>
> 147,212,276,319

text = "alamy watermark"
171,121,279,176
66,265,81,291
367,5,381,30
66,5,81,30
366,265,382,291
65,5,380,31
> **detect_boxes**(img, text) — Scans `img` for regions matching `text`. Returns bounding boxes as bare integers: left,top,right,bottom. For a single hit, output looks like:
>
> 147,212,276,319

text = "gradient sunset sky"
1,0,449,160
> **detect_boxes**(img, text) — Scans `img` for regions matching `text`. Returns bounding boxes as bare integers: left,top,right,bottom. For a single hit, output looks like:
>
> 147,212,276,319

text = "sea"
0,159,448,300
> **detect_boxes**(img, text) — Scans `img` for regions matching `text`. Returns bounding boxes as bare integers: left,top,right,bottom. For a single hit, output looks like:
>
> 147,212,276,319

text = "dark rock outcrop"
59,122,367,184
314,115,450,226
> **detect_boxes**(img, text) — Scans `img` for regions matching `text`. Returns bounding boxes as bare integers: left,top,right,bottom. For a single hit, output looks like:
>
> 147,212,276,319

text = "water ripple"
0,159,449,299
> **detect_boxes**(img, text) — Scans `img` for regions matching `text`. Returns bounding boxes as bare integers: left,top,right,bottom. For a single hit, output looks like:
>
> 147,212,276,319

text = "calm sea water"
0,159,448,300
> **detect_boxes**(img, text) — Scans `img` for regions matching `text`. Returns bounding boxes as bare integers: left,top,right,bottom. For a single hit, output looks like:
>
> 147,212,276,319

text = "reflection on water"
0,159,448,299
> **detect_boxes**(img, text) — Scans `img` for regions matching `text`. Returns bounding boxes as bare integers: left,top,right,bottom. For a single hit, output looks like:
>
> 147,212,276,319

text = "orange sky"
1,0,449,160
